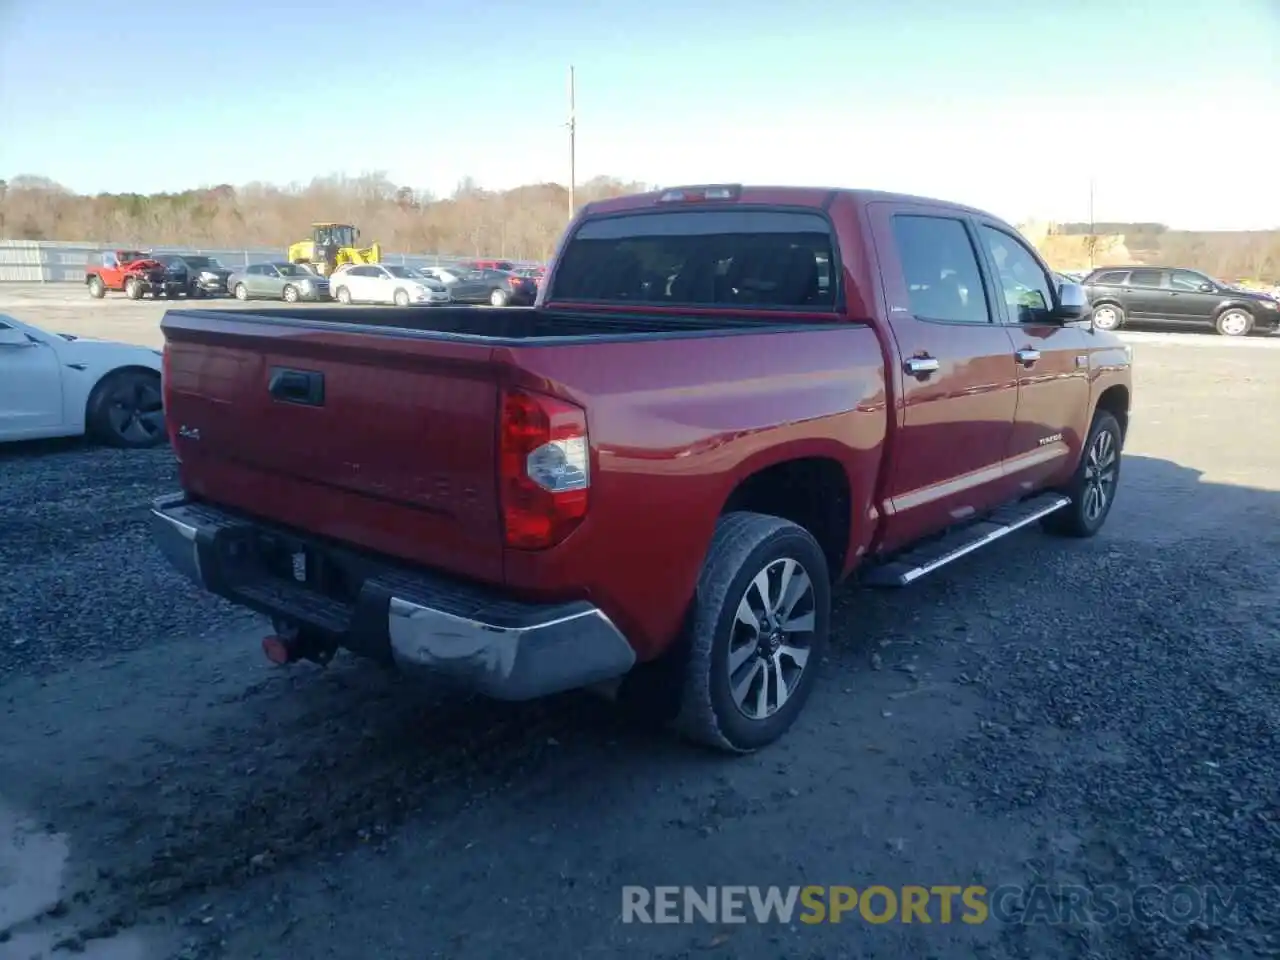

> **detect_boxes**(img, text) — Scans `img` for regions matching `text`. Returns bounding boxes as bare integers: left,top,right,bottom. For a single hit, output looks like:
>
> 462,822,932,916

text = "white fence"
0,240,536,283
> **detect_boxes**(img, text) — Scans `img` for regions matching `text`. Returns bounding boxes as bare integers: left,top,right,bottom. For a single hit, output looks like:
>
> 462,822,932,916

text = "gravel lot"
1,285,1278,960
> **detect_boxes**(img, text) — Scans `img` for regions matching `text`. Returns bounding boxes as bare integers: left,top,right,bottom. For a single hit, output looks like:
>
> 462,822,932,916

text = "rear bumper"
150,493,636,699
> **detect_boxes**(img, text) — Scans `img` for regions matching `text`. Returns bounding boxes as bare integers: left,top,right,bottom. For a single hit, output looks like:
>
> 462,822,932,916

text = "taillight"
498,388,589,550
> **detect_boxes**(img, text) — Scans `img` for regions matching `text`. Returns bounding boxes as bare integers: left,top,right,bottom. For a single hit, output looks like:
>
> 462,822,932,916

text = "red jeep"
85,250,181,300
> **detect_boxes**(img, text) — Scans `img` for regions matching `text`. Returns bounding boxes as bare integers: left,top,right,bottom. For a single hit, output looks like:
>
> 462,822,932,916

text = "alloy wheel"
726,557,817,721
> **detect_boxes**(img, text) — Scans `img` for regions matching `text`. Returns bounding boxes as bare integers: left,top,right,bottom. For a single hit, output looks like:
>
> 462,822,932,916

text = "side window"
1169,269,1209,292
245,265,260,276
1094,271,1128,285
1129,269,1163,288
890,215,990,324
102,252,118,268
977,226,1054,323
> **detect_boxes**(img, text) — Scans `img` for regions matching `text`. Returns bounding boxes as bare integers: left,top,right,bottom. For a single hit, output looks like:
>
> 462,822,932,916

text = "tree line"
1,173,1277,280
0,173,650,262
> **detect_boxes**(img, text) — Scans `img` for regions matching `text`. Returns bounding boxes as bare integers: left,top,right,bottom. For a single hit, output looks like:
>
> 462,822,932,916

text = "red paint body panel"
160,184,1132,665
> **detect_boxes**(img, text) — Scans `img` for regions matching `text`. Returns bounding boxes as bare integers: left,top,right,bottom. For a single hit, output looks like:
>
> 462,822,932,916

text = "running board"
861,493,1071,588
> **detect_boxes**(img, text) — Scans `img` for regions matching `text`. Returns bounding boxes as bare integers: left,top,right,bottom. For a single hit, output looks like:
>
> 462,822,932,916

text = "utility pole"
567,65,577,221
1088,176,1097,269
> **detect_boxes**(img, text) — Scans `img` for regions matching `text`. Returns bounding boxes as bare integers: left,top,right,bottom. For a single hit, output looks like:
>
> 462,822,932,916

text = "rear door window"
890,215,991,324
1129,269,1163,287
552,209,837,310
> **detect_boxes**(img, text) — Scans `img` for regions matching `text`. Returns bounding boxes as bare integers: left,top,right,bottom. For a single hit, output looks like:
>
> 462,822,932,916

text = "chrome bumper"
150,494,636,700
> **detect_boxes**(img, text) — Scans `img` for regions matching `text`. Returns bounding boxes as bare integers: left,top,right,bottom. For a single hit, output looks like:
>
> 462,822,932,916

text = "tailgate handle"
268,367,325,406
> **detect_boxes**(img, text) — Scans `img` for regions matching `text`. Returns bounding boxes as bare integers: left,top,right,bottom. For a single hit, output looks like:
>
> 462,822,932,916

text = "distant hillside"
1023,221,1280,282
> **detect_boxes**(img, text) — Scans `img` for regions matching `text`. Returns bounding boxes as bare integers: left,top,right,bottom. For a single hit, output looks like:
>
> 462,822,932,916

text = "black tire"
673,512,831,753
87,275,106,299
489,288,508,307
394,288,410,307
85,369,166,449
1214,308,1253,337
1042,410,1122,538
124,276,142,300
335,286,352,305
1091,303,1124,331
234,283,249,301
282,284,300,303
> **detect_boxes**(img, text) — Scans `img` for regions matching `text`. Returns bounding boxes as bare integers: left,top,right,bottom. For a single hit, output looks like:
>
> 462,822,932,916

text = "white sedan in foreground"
0,313,165,448
329,263,452,306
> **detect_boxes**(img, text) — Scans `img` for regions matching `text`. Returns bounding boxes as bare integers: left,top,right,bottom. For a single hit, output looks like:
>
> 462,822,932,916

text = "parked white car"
0,313,165,448
329,264,451,306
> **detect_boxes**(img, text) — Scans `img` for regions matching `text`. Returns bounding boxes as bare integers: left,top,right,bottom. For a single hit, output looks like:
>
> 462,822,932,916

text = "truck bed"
179,305,839,343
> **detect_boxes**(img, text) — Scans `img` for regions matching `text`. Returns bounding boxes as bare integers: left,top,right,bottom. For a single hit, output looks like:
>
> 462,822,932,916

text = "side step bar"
861,492,1071,588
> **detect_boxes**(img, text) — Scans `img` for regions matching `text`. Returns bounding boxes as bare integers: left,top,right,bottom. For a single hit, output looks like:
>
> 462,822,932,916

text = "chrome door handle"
904,356,940,376
1015,348,1040,365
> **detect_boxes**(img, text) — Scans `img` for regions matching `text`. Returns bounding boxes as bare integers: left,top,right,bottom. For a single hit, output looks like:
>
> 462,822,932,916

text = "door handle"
268,367,325,406
903,356,940,377
1015,348,1041,366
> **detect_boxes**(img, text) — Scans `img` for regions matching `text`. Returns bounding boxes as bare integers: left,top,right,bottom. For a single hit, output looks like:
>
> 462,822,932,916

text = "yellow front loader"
287,222,382,277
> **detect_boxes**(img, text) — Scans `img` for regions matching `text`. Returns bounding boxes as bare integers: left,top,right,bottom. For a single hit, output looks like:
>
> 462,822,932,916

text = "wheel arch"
1094,383,1130,444
718,454,854,583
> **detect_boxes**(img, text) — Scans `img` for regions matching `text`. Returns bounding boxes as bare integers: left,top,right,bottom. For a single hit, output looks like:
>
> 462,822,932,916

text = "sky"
1,0,1278,230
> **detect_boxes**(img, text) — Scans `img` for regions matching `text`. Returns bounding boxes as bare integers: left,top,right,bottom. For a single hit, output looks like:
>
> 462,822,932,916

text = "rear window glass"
551,209,837,310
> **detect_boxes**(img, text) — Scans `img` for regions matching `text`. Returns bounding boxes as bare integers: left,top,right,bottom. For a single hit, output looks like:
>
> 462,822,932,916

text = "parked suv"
1083,266,1279,336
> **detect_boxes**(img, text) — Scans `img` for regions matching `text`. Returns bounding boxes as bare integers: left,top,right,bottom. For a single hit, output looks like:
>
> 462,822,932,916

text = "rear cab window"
550,208,838,311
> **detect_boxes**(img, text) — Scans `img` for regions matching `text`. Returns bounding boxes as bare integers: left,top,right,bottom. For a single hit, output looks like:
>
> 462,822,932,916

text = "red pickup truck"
151,185,1131,752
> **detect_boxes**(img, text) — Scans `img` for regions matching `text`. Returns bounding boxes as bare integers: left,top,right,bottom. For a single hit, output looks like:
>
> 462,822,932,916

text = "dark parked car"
1083,265,1279,337
155,254,233,298
444,268,538,307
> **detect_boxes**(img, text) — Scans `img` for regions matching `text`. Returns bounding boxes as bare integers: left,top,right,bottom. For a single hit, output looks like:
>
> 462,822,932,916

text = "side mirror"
1198,282,1215,293
1052,282,1091,321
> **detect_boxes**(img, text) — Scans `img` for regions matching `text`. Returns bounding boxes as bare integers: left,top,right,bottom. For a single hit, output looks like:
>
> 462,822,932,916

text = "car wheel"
282,284,300,303
1091,303,1124,331
86,369,166,449
234,283,249,301
87,276,106,299
394,288,410,307
673,512,830,753
1042,410,1122,538
336,286,352,304
124,277,142,300
1214,309,1253,337
489,288,508,307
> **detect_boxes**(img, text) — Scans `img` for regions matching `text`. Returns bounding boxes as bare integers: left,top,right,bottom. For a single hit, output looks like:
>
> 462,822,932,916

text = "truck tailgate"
161,311,504,583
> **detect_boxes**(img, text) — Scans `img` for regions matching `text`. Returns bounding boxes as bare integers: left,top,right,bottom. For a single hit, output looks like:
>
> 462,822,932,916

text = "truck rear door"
161,311,505,583
863,200,1021,552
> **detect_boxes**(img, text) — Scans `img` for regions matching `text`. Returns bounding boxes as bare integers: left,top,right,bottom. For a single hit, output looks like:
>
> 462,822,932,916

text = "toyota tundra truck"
150,185,1132,752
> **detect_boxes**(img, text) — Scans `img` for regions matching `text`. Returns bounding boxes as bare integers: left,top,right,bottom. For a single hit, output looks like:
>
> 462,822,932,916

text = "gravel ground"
1,315,1278,960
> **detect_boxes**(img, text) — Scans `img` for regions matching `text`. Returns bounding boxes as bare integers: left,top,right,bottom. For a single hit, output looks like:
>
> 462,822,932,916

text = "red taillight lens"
498,388,589,550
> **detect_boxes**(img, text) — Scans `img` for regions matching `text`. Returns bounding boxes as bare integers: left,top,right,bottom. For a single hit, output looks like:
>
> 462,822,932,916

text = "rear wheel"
489,288,508,307
1215,309,1252,337
87,276,106,299
673,512,830,753
1091,303,1124,331
86,369,165,449
1042,410,1122,538
234,283,249,301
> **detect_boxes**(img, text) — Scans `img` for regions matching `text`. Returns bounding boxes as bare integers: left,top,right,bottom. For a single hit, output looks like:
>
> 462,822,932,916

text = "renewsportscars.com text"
621,884,1247,926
